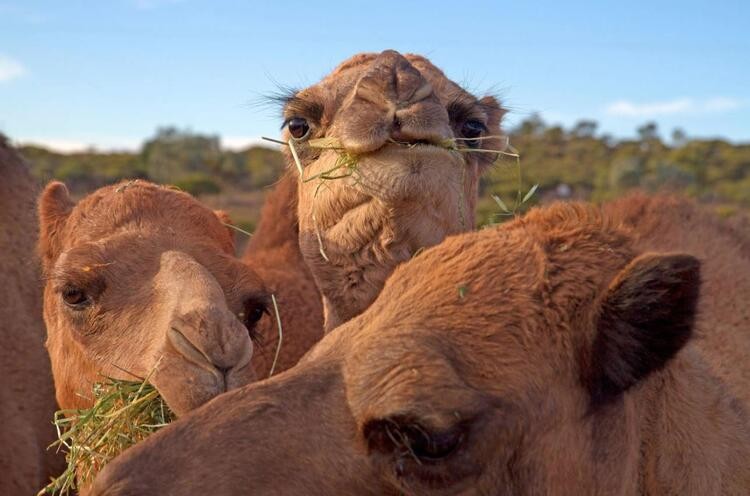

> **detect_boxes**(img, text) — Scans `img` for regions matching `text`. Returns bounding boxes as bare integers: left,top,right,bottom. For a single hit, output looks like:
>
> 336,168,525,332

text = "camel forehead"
329,51,445,79
63,182,227,247
344,226,549,359
318,50,465,100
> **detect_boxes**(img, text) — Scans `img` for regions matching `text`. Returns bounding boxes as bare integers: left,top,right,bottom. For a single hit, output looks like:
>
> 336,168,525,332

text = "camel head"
88,200,707,496
280,50,505,329
38,181,268,416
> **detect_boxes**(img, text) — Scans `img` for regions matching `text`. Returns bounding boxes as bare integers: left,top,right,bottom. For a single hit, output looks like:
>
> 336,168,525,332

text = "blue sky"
0,0,748,151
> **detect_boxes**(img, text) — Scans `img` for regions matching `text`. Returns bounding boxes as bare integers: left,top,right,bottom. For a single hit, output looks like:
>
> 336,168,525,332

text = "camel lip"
399,139,433,146
371,141,457,161
386,138,450,149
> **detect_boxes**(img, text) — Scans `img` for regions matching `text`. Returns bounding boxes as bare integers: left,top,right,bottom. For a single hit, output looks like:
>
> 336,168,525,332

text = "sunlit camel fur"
93,194,750,495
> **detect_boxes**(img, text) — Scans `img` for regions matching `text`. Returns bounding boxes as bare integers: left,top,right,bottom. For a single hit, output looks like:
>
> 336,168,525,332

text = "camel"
89,194,750,495
38,179,270,416
0,137,64,495
245,49,506,348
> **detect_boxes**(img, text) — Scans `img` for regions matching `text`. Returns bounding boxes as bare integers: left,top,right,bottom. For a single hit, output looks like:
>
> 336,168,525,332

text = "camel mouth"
153,328,256,415
386,138,449,150
398,139,433,146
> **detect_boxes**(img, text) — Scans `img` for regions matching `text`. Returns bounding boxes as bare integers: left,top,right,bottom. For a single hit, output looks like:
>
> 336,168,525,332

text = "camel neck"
244,172,301,257
0,141,38,221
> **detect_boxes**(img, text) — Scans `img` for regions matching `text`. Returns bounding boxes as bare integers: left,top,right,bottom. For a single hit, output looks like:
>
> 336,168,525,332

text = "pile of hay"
38,377,174,495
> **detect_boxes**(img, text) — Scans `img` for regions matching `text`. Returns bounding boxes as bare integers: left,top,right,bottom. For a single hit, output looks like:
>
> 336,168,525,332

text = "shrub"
172,173,221,195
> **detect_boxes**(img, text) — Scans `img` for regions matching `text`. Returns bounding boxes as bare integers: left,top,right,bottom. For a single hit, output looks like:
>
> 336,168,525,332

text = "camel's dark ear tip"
586,252,701,409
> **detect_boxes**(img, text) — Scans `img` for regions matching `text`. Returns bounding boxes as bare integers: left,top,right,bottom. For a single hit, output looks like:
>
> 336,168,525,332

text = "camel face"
90,198,734,496
284,50,505,329
39,181,267,415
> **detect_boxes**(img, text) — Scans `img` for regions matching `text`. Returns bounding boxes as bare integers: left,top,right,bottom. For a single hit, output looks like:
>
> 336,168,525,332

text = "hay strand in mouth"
222,222,253,238
268,293,284,377
311,210,330,262
38,367,174,495
287,138,305,176
489,142,538,219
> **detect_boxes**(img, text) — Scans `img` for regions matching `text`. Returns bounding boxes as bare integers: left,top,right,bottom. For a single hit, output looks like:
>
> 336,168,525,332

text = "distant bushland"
19,119,750,231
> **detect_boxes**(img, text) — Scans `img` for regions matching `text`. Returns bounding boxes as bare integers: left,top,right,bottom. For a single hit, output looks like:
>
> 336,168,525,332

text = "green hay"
38,375,174,496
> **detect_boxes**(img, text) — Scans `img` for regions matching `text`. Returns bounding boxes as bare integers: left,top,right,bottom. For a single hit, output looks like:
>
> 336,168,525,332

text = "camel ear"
479,95,507,132
38,181,75,272
587,253,701,408
213,210,237,250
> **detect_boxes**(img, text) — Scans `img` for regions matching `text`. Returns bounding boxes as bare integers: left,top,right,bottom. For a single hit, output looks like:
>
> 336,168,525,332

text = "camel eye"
61,286,91,309
240,299,268,332
287,117,310,140
460,120,486,148
365,417,464,463
400,423,463,461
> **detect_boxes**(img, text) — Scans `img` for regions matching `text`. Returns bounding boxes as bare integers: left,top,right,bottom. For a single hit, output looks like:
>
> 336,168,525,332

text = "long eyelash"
260,82,325,126
284,98,324,123
446,98,477,124
261,84,300,110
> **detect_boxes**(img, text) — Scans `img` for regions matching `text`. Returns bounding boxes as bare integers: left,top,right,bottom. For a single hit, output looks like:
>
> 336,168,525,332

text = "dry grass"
38,373,174,495
38,290,285,495
267,293,284,377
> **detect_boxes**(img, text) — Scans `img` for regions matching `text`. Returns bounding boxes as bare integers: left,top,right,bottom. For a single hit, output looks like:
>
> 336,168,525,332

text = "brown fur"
248,50,505,334
243,172,324,377
91,194,750,495
38,180,270,417
0,137,64,495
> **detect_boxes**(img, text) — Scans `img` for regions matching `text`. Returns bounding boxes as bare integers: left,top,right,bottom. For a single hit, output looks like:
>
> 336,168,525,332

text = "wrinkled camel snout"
337,50,451,153
152,251,255,415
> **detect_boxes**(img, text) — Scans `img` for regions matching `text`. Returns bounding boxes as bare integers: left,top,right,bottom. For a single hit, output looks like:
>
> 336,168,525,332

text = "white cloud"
702,97,744,112
0,55,26,83
15,136,273,153
221,136,276,151
605,97,745,117
17,137,141,153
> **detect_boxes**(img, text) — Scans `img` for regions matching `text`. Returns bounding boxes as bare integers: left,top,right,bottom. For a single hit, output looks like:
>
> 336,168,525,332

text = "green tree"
141,127,222,185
